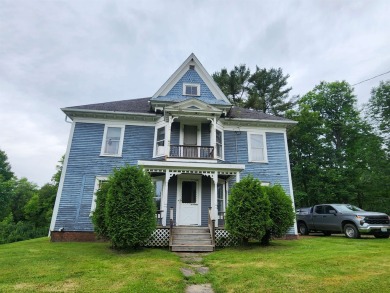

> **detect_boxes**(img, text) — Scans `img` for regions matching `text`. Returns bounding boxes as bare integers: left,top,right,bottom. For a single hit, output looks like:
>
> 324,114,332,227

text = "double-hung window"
216,129,223,159
91,176,108,215
183,83,200,96
156,126,165,156
101,125,124,156
248,132,267,162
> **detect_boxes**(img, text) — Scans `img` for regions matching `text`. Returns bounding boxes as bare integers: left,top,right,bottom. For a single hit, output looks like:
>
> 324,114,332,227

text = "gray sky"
1,0,389,186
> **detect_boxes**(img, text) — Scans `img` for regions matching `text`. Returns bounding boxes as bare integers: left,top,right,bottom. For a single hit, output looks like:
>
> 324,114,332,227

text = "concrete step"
171,244,214,252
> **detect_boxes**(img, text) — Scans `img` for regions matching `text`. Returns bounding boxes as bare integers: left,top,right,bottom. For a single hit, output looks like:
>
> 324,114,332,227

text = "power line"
352,70,390,86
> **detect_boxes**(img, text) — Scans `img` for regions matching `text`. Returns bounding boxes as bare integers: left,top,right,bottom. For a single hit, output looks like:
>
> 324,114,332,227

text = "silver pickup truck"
296,204,390,238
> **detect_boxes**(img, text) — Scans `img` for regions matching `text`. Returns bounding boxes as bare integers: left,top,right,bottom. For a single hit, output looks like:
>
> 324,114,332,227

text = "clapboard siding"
55,122,155,231
201,123,210,146
167,176,177,224
171,122,180,145
224,130,291,194
201,176,211,226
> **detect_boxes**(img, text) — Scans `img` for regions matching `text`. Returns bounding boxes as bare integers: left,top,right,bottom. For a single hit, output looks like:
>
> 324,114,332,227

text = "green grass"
0,238,185,292
1,236,389,292
204,236,390,293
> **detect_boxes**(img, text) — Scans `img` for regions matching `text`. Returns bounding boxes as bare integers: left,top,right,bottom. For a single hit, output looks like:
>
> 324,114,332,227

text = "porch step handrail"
208,207,215,249
170,145,214,159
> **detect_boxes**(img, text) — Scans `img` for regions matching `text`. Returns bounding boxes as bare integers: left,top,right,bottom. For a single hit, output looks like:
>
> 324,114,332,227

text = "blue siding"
163,70,217,102
201,123,210,146
167,176,178,225
55,122,155,231
224,130,290,195
171,122,180,145
201,176,211,226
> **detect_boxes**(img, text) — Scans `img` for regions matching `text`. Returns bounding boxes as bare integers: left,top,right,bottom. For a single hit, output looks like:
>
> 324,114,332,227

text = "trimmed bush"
94,165,156,249
225,175,272,244
261,184,295,245
91,182,110,239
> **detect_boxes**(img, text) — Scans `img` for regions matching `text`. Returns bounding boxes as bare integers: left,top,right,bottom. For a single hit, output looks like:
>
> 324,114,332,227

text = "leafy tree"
52,155,64,188
246,67,294,116
10,178,38,223
261,185,295,245
212,65,250,106
0,149,14,181
225,175,272,245
103,165,156,249
368,80,390,149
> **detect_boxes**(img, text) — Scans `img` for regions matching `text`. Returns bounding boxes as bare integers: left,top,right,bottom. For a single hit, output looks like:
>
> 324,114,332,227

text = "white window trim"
215,126,224,160
90,176,108,216
247,132,268,163
183,83,200,96
154,122,167,158
152,177,165,211
100,124,125,157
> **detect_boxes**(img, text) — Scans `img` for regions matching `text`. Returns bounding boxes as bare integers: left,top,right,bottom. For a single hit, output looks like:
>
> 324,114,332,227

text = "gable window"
156,126,165,156
91,176,108,215
216,129,223,158
101,125,124,156
183,83,200,96
248,132,268,163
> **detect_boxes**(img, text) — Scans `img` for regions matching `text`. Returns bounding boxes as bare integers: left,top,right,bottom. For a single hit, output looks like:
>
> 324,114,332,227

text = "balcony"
169,145,214,159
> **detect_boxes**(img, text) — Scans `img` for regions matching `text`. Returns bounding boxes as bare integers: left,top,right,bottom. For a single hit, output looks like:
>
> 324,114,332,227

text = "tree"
212,65,250,106
52,155,64,188
261,185,295,245
368,80,390,149
102,165,156,249
288,81,389,212
0,149,14,181
246,67,294,116
10,178,38,223
225,176,272,245
91,182,110,239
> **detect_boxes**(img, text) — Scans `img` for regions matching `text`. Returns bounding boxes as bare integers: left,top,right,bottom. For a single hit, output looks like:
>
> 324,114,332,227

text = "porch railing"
170,145,214,159
208,207,215,249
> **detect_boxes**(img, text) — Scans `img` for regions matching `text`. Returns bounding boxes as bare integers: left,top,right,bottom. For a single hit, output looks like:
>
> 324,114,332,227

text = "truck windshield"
334,204,364,213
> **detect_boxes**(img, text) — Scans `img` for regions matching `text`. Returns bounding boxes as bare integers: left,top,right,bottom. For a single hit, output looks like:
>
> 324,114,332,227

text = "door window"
182,181,197,203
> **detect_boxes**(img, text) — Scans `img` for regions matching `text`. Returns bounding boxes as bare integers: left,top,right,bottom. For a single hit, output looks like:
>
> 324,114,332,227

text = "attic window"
189,65,195,70
183,83,200,96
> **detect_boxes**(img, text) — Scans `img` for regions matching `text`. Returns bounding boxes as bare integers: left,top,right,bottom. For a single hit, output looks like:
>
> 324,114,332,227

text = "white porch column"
162,169,170,226
165,116,173,157
213,171,219,227
236,171,240,183
208,117,217,158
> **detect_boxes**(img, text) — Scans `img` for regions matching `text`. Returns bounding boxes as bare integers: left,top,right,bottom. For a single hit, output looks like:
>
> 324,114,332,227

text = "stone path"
176,252,214,293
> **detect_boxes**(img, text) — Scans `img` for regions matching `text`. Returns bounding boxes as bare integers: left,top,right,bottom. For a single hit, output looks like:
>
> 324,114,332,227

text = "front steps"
170,226,214,252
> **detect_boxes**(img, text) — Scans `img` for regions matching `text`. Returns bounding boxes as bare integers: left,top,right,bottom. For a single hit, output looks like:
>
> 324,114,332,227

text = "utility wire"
352,70,390,86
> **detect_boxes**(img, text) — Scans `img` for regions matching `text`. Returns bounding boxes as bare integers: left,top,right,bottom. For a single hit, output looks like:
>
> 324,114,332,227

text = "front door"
177,179,200,225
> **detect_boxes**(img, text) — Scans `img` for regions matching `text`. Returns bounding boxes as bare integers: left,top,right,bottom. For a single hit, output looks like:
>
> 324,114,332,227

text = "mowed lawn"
0,236,389,292
204,236,390,293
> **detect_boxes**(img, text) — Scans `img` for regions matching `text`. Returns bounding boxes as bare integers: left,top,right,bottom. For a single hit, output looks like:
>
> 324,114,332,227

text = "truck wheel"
374,233,389,239
344,224,360,239
298,222,309,235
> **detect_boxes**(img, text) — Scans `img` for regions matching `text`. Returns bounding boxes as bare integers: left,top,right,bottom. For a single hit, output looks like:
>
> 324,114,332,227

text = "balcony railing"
169,145,214,159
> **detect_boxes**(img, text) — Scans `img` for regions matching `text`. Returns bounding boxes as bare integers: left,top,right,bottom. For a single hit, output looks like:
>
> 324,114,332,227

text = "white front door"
177,178,201,225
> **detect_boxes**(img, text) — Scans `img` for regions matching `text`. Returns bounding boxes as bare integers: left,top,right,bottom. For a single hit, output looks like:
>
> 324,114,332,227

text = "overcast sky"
1,0,389,186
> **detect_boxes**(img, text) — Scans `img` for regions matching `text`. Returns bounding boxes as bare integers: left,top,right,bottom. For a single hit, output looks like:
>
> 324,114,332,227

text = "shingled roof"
64,97,295,123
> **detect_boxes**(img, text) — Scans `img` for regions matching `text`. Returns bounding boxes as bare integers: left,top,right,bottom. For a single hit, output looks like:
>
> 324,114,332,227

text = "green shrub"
91,182,110,239
261,184,295,245
225,175,272,244
103,165,156,249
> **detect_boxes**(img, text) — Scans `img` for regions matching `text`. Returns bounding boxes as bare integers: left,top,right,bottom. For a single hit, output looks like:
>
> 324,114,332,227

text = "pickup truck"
296,204,390,239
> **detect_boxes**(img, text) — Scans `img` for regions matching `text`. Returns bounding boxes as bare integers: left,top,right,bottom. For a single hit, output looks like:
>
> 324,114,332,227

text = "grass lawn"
0,236,389,292
0,238,184,292
204,236,390,293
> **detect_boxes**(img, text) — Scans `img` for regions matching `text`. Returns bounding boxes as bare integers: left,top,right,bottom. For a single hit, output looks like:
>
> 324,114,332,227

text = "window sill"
100,154,122,158
248,160,268,164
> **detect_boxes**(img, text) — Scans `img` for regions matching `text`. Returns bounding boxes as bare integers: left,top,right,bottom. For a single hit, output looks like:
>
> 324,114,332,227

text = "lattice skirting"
215,229,239,247
143,228,170,247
